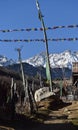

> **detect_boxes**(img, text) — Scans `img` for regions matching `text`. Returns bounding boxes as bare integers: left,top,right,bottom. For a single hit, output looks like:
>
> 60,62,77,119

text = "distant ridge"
25,50,78,69
0,50,76,79
0,50,78,69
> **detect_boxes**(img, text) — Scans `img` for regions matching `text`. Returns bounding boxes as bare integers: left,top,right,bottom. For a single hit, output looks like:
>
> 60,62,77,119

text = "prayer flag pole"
36,0,52,92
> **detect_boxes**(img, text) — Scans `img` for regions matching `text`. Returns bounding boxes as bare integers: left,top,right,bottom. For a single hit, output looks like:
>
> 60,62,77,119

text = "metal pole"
36,0,52,91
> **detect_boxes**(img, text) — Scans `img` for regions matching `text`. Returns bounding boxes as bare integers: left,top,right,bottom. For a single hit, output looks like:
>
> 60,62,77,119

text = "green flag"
46,58,51,81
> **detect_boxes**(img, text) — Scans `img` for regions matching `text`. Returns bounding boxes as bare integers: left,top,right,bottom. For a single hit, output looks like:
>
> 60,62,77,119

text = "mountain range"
0,55,15,66
0,50,78,69
0,50,78,79
25,50,78,69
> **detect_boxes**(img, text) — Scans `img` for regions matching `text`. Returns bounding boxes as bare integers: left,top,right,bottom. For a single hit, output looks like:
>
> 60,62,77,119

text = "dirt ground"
0,96,78,130
44,100,78,124
0,115,78,130
38,96,78,124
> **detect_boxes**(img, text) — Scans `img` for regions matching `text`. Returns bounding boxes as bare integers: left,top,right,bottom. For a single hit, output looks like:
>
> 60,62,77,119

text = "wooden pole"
17,48,25,90
16,48,29,105
36,0,52,91
11,78,13,99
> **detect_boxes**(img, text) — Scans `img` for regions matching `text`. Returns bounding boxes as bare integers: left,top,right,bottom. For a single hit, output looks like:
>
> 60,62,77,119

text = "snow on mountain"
0,50,78,69
0,55,15,66
25,52,46,67
25,50,78,69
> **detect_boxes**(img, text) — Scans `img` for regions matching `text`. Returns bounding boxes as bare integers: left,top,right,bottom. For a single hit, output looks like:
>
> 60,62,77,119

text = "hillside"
0,50,76,79
7,63,72,80
0,66,21,80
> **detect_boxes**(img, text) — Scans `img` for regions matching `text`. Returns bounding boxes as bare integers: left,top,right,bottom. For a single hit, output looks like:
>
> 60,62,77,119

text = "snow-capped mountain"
0,51,73,79
25,50,78,69
0,50,78,69
0,55,15,66
25,52,46,67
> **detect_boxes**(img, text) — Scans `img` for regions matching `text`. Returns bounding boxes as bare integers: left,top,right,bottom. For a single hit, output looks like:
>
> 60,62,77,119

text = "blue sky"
0,0,78,61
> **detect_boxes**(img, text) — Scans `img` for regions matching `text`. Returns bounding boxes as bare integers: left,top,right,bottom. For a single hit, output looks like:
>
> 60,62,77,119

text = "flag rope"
0,24,78,33
0,38,78,42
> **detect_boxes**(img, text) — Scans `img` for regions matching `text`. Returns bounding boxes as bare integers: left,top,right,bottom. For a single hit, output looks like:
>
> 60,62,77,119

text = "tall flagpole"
36,0,52,92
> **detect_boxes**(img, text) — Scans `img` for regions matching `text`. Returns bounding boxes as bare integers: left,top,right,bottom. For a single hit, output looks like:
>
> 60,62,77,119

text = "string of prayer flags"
0,24,78,33
0,37,78,42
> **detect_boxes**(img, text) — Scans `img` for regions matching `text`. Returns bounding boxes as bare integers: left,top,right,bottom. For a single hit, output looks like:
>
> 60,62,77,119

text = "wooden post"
60,80,62,99
11,78,14,99
16,48,28,105
14,83,16,91
24,78,31,113
36,0,52,92
25,78,29,102
16,48,25,91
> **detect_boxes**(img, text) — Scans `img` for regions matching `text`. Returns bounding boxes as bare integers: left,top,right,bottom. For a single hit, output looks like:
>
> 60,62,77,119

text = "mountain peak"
0,55,15,66
0,50,78,69
25,50,78,69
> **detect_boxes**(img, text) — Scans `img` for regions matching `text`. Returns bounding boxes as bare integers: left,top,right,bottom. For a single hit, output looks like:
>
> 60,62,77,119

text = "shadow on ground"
48,96,72,111
0,114,78,130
